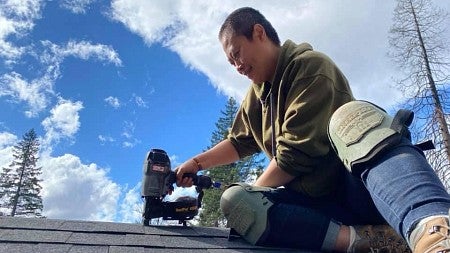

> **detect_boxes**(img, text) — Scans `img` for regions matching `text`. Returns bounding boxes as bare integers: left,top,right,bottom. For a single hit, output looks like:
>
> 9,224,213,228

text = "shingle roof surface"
0,217,315,253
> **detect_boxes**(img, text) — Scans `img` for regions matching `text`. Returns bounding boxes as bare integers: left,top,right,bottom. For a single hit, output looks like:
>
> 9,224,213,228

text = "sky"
0,0,449,223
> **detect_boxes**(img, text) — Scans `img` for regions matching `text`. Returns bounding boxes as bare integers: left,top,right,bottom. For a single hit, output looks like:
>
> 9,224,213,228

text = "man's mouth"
243,67,252,77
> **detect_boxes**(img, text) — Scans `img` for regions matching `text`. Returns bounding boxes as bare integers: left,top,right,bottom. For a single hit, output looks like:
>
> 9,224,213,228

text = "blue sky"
1,0,449,222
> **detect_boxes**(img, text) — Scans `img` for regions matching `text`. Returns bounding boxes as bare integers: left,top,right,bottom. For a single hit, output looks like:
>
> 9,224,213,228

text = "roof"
0,216,314,252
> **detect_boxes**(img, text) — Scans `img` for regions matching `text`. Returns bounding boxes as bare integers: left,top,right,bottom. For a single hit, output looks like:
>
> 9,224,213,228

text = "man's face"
221,29,271,84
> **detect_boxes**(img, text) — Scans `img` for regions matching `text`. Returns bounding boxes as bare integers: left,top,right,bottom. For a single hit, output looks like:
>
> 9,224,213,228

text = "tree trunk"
410,0,450,162
10,164,26,217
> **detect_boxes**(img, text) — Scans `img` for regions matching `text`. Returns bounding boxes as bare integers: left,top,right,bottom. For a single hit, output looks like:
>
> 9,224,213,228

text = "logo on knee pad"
334,104,386,146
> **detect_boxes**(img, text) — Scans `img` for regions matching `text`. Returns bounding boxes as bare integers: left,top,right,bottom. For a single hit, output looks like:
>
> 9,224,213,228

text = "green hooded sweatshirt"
228,40,354,197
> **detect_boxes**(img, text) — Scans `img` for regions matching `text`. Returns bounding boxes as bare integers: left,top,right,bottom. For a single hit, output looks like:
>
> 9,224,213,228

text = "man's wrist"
191,157,203,171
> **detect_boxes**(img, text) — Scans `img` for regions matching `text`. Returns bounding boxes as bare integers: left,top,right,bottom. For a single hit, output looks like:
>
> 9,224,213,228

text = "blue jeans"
362,142,450,238
259,140,450,249
259,162,385,250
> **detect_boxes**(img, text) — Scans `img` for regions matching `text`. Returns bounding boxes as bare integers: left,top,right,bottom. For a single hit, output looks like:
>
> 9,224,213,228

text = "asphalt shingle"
0,216,314,253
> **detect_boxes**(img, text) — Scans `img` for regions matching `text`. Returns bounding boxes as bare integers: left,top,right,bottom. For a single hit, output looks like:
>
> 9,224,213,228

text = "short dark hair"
219,7,280,45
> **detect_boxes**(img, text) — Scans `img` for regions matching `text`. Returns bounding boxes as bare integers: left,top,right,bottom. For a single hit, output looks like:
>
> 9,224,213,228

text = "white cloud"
39,40,122,69
0,131,197,223
98,134,115,144
0,132,17,168
0,0,42,64
59,40,122,66
133,94,148,108
104,96,121,109
118,183,142,223
1,1,122,117
121,121,140,148
41,98,83,149
110,0,179,45
60,0,97,14
0,132,17,147
111,0,450,109
169,154,179,167
40,153,121,221
165,186,198,202
110,0,246,99
0,72,52,117
121,121,134,139
1,39,121,117
104,95,148,110
117,179,200,224
0,131,121,222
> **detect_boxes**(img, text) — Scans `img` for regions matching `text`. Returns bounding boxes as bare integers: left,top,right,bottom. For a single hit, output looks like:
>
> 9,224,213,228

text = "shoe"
409,216,450,253
351,224,412,253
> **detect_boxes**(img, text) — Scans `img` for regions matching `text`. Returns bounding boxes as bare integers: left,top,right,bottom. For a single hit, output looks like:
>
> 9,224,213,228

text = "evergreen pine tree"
0,129,44,217
198,98,264,227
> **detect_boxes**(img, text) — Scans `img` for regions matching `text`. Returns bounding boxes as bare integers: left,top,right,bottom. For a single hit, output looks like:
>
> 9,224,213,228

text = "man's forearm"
254,158,295,187
194,139,240,170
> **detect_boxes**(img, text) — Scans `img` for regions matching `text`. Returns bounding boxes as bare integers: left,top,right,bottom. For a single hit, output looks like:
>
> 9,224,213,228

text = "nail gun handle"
176,172,212,189
180,173,202,187
182,173,197,181
168,171,197,186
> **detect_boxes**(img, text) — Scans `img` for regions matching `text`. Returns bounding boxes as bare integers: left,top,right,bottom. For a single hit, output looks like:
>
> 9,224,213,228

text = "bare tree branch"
389,0,450,188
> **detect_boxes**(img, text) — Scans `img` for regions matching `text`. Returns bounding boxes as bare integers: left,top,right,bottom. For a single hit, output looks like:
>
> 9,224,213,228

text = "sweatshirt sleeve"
227,102,261,158
276,74,346,176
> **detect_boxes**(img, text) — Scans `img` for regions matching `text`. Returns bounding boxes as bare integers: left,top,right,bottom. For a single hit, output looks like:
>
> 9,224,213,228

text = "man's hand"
175,139,240,187
175,159,199,187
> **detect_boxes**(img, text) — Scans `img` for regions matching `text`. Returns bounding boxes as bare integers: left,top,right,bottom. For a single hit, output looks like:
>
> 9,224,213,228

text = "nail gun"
141,148,216,226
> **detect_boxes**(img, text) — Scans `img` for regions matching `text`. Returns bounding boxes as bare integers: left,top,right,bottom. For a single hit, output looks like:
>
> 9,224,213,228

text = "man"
176,7,450,252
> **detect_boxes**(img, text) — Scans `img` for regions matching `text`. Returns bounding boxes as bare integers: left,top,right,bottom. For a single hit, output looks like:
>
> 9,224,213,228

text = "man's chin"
249,77,262,84
248,74,267,84
251,79,265,85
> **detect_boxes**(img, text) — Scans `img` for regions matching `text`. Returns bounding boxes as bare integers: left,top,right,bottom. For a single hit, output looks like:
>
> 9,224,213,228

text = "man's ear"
252,24,266,42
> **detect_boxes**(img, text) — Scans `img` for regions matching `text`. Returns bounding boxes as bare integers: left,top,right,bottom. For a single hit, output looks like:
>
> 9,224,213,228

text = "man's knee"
328,100,413,176
220,183,274,245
